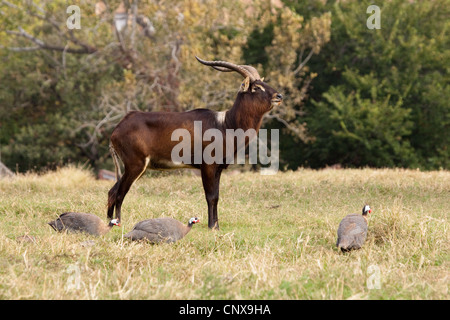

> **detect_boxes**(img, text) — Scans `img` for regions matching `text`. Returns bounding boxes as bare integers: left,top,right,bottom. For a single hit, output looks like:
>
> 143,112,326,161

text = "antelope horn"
242,65,261,81
211,65,262,81
195,56,257,82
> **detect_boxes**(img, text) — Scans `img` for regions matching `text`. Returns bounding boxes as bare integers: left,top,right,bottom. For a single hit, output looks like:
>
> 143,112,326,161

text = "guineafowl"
336,205,371,252
124,217,199,243
48,212,120,236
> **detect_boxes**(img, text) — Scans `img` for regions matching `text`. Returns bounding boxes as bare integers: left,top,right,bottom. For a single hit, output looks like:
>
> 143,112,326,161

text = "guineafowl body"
336,205,371,252
48,212,119,236
124,217,199,243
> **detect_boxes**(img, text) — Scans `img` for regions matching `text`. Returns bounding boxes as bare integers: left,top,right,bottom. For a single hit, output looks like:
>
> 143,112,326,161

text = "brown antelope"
107,56,283,229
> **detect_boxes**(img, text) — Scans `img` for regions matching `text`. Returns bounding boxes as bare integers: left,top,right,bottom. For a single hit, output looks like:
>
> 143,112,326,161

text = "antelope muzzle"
271,93,283,108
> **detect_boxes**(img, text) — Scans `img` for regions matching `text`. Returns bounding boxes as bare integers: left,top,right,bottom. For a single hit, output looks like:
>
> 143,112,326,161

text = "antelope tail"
110,143,123,181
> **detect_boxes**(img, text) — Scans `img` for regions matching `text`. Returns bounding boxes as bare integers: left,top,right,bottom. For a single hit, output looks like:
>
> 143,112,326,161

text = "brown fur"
107,61,283,229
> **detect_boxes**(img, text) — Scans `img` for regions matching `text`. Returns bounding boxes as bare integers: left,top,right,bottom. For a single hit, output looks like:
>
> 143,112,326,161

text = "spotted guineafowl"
48,212,119,236
336,205,371,252
124,217,199,243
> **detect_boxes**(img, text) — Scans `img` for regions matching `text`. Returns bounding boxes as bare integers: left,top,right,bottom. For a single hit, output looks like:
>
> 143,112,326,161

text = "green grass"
0,166,448,299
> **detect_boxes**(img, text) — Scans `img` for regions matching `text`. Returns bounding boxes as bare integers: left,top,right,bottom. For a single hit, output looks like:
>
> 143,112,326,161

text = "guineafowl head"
362,205,372,216
109,219,121,227
188,217,200,226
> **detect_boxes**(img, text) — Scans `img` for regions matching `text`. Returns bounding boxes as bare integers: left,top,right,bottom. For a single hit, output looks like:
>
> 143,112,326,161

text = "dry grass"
0,166,448,299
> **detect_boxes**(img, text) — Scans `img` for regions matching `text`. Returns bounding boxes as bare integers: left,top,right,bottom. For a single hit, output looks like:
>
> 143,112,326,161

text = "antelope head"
195,56,283,113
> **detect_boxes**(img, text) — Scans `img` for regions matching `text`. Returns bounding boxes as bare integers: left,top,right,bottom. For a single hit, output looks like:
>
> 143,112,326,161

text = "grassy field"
0,166,448,299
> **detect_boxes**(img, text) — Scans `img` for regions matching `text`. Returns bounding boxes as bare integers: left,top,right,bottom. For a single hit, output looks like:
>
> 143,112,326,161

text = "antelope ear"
240,77,250,92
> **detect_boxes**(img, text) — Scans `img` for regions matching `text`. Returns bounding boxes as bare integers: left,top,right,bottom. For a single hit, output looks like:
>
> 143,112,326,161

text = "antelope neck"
224,100,266,132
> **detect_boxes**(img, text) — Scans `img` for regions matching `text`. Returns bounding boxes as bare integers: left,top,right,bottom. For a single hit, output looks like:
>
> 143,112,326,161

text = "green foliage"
243,23,274,68
306,82,416,168
0,0,448,171
2,113,77,171
286,0,449,169
0,39,121,171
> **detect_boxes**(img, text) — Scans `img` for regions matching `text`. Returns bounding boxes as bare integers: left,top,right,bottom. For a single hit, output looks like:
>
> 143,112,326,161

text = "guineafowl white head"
362,205,372,215
110,219,120,226
189,217,200,225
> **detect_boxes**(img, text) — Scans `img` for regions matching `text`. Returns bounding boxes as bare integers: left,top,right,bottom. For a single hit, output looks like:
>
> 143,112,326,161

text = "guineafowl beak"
363,205,371,215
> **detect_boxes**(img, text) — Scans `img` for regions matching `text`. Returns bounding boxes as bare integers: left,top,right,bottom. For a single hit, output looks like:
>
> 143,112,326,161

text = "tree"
287,0,449,169
0,0,329,172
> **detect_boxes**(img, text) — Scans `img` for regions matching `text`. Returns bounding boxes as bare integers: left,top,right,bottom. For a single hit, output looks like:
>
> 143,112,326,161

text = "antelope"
107,56,283,229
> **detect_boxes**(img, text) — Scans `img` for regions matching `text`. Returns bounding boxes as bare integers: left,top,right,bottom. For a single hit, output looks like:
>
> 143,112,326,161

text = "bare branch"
62,44,69,78
114,24,127,53
130,0,137,49
265,114,307,140
170,40,181,75
7,27,97,54
67,29,97,53
0,45,40,52
4,2,97,54
1,0,18,9
293,49,314,75
7,27,44,46
30,1,45,15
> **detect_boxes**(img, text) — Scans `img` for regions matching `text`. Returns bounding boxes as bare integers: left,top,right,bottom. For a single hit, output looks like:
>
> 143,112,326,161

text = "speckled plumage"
48,212,116,236
336,206,371,252
124,217,198,243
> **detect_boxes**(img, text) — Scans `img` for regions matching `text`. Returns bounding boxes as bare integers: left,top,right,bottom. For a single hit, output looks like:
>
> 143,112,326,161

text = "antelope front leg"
201,165,222,230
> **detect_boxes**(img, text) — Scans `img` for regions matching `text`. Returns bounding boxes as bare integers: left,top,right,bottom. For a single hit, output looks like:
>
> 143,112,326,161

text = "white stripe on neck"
216,111,227,125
